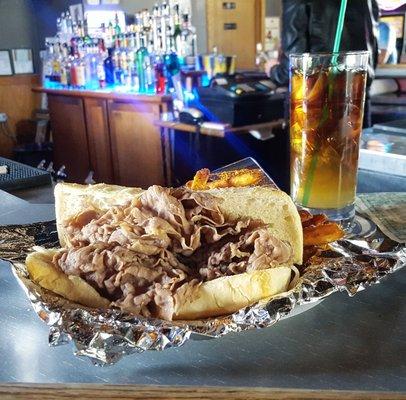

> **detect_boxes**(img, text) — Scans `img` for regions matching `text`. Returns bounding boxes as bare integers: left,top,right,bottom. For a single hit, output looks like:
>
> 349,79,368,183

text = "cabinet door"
107,100,165,188
84,98,114,183
48,94,90,183
206,0,265,69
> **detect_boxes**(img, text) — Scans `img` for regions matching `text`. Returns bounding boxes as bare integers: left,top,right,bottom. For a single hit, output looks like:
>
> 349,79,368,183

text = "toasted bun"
55,183,143,247
173,266,292,320
55,183,303,264
26,248,110,309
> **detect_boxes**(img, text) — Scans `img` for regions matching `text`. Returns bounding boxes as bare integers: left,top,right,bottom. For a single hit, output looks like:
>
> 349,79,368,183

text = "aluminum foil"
1,219,405,366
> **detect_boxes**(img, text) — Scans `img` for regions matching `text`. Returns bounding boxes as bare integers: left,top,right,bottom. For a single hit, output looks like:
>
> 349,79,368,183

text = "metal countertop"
0,188,405,391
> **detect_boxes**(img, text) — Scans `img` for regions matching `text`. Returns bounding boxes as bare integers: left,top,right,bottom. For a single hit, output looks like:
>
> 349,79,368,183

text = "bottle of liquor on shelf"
70,39,86,89
255,42,268,71
76,51,87,89
113,45,124,86
65,11,73,35
136,34,149,93
114,12,121,35
60,12,67,34
180,13,196,65
104,47,115,86
97,39,106,88
60,43,69,87
51,43,62,85
84,42,99,90
172,4,182,55
154,55,166,94
43,42,55,87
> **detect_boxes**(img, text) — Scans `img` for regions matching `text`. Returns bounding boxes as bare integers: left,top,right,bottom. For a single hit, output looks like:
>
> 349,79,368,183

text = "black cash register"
196,80,285,127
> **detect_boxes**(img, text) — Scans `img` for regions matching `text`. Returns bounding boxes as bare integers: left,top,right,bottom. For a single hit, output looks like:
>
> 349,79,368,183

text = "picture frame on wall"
11,48,34,74
0,50,13,76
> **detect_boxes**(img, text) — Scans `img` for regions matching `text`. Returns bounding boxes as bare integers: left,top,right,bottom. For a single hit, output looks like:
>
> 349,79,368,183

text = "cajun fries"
300,211,344,246
187,168,210,190
186,168,263,191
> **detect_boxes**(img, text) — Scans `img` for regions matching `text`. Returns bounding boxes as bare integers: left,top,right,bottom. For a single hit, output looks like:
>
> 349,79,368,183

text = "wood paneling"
0,384,403,400
0,74,40,158
206,0,265,69
84,98,114,183
47,94,90,182
108,100,164,188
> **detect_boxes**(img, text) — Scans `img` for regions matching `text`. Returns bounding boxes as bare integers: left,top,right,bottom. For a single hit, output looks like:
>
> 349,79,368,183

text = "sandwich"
26,182,303,321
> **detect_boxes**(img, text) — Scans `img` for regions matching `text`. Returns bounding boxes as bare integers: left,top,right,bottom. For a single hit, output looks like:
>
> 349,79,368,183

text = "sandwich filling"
54,185,292,320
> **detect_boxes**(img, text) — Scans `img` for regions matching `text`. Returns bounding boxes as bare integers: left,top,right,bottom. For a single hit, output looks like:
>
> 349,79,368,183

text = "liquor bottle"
255,43,268,70
160,2,169,54
113,46,123,86
60,12,67,34
172,4,182,54
180,13,196,65
104,47,115,86
60,43,69,87
120,48,131,89
85,42,99,90
66,11,73,35
114,13,121,35
70,39,86,88
43,42,55,87
105,21,114,48
97,39,106,88
76,49,86,89
164,51,182,99
51,43,62,85
56,18,62,36
152,4,160,54
136,34,149,93
154,55,166,94
145,54,155,93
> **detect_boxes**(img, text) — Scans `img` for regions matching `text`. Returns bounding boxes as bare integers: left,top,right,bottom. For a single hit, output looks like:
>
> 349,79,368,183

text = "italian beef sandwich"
26,183,303,320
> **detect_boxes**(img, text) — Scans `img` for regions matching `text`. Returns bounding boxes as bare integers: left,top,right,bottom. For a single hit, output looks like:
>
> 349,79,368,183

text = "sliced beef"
57,185,292,320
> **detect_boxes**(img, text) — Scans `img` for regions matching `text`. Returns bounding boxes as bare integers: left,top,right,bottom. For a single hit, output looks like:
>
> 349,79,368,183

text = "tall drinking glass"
289,51,369,226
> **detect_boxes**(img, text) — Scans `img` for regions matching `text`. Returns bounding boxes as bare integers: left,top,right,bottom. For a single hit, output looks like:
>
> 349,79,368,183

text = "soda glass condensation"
289,51,369,225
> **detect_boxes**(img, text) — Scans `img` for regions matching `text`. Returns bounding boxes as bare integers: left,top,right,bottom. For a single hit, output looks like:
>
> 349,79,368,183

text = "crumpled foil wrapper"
1,219,405,366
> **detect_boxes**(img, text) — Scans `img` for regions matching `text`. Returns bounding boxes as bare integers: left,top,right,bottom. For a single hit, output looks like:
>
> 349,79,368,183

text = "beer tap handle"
56,165,67,182
37,159,46,170
84,171,96,185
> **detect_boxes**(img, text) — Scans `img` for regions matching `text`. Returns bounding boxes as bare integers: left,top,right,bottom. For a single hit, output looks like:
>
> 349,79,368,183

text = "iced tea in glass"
289,51,369,224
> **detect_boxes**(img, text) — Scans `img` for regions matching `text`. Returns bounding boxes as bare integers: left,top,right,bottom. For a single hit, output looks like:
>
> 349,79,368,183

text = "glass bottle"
97,39,106,88
104,47,115,86
180,13,196,65
136,34,149,93
43,42,54,87
114,13,121,35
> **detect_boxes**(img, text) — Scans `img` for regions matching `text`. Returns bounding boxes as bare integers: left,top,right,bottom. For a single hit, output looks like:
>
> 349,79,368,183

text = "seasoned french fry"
228,170,262,187
299,209,313,224
190,168,210,190
302,213,328,228
303,222,344,246
188,168,263,190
